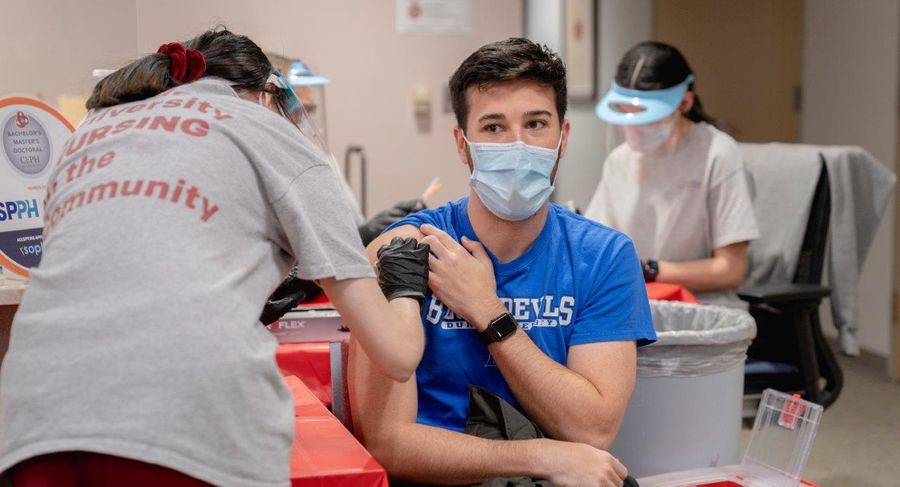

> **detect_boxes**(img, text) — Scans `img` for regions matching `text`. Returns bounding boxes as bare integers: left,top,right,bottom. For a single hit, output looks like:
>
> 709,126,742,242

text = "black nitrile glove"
261,200,427,325
376,236,430,308
259,268,323,325
358,199,427,246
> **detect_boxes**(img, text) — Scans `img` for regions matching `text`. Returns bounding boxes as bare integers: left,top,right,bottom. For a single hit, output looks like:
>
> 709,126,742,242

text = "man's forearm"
370,422,552,485
489,332,616,448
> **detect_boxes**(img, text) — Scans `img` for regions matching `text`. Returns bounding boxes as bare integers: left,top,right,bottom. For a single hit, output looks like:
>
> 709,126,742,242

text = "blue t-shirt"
386,197,656,432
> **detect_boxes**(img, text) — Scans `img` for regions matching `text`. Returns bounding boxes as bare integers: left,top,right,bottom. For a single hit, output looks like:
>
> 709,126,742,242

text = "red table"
645,282,700,304
284,374,388,486
278,343,333,406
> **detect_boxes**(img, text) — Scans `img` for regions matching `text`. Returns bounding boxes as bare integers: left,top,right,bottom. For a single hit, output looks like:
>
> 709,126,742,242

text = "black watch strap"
480,313,518,345
642,259,659,283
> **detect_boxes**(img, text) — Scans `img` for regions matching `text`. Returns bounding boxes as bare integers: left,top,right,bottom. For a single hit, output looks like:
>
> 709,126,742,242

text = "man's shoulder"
551,205,633,255
385,198,465,234
417,198,464,223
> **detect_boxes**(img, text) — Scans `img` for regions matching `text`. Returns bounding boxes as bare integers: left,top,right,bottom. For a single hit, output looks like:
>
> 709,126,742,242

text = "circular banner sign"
0,97,74,279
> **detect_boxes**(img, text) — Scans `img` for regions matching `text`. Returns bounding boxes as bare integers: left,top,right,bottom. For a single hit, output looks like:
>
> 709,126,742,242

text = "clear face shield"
270,69,365,223
287,60,330,146
293,85,327,144
269,71,330,158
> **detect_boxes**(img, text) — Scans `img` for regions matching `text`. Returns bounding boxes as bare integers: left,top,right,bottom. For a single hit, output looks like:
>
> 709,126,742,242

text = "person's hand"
259,267,322,325
358,199,427,246
540,440,628,487
376,237,430,308
419,224,506,331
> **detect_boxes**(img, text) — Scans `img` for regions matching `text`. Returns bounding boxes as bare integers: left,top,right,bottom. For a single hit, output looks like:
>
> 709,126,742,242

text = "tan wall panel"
655,0,802,143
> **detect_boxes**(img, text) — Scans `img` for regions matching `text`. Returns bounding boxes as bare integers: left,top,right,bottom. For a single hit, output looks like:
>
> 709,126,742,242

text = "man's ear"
550,119,571,184
680,91,695,114
558,119,572,160
453,126,473,170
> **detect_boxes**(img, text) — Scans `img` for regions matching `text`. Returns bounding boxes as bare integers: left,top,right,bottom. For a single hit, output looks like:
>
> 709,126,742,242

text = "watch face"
481,313,519,345
493,313,518,338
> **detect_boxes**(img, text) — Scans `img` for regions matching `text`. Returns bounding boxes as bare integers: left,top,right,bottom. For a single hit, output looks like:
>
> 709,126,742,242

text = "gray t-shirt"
0,78,373,486
585,122,759,308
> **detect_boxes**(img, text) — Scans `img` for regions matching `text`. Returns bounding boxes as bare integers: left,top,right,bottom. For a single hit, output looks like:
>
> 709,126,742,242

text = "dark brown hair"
615,41,716,125
449,38,567,132
87,27,284,111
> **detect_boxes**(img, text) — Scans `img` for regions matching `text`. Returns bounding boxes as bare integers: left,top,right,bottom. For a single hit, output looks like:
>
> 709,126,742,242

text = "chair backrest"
793,156,830,285
740,143,826,288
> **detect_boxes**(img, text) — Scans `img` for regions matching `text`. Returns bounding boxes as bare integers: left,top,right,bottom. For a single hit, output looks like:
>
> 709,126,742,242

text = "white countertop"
0,279,28,306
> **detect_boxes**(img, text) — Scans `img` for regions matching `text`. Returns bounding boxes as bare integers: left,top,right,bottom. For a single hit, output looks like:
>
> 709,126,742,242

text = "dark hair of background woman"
615,41,717,126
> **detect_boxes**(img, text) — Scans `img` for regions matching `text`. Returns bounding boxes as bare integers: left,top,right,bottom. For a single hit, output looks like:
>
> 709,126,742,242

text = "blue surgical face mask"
463,134,561,221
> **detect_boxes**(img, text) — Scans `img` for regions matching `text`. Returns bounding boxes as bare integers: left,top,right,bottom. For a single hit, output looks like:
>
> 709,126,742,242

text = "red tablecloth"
277,343,332,407
284,375,388,487
645,282,700,304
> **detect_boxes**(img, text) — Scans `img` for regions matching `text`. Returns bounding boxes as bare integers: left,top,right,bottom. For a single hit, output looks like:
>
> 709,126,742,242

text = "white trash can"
610,300,757,478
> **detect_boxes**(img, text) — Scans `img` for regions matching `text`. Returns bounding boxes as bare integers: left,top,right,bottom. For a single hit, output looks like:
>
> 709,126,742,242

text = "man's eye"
484,124,502,133
527,120,548,129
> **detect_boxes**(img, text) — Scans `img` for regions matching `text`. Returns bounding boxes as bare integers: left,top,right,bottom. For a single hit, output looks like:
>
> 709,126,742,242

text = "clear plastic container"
637,389,824,487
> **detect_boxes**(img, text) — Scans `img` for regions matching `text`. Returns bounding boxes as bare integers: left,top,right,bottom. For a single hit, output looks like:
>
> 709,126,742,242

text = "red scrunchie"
157,42,207,83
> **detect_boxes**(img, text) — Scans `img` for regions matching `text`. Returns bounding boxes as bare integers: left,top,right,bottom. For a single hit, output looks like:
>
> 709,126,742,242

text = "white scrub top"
585,122,759,308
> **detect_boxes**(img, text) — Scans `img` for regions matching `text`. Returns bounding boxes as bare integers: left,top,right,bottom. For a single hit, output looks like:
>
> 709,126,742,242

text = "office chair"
739,156,843,409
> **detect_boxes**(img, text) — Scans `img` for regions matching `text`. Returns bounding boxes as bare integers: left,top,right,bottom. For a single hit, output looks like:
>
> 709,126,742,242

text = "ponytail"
685,83,717,126
86,27,277,111
86,55,173,109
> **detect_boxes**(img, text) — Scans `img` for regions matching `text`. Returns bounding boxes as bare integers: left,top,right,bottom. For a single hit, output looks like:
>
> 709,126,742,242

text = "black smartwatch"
642,259,659,282
480,313,518,345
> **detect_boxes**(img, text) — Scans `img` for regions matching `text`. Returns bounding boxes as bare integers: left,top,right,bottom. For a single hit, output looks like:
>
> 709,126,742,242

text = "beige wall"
1,0,523,215
0,0,138,106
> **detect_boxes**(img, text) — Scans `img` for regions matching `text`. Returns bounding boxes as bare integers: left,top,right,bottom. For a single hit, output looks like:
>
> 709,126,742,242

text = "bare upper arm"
346,225,425,432
349,339,420,447
566,341,637,430
365,224,425,264
350,224,426,453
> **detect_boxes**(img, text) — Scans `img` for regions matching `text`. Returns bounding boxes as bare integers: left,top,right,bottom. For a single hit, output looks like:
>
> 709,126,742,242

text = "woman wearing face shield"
585,41,759,309
258,54,428,324
0,28,427,486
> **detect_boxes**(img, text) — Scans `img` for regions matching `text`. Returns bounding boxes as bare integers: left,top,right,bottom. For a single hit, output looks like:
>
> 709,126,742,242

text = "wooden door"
655,0,803,143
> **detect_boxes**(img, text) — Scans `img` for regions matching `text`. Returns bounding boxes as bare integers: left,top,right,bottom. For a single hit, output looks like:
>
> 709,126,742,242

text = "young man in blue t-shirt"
350,38,656,486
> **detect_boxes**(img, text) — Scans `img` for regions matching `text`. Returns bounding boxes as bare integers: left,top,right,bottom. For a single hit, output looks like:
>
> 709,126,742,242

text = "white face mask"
464,135,561,221
623,117,676,153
